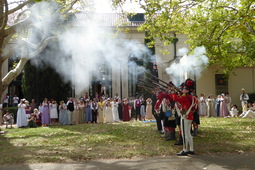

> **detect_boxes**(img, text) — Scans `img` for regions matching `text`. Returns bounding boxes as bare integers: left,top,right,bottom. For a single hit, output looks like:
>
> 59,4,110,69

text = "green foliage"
119,0,255,75
247,93,255,103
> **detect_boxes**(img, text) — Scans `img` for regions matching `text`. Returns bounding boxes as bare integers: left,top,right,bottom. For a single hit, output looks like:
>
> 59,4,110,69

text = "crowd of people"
197,88,255,118
1,84,255,157
0,93,157,128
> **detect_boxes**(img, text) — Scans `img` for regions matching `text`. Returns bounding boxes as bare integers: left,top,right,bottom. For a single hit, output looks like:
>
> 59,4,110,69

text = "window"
215,74,228,95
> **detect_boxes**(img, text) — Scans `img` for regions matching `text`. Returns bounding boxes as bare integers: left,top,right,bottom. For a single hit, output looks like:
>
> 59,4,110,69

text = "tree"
0,0,79,102
113,0,255,75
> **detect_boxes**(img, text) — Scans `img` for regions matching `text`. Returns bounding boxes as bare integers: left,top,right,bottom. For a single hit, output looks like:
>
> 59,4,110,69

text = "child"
230,104,238,117
27,112,37,128
34,108,42,126
242,101,247,112
3,110,13,128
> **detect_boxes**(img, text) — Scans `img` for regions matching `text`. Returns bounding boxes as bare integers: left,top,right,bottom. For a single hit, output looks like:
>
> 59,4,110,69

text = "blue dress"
42,103,50,125
215,98,221,117
59,104,68,125
85,103,92,122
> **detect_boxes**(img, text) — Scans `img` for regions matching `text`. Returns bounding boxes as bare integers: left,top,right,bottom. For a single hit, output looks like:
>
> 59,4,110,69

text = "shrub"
247,93,255,103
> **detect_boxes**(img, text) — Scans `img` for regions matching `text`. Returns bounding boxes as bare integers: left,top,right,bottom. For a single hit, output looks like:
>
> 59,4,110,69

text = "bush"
247,93,255,103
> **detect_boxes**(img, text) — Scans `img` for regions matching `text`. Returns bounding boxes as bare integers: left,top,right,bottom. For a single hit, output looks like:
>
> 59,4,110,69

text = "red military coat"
170,93,197,120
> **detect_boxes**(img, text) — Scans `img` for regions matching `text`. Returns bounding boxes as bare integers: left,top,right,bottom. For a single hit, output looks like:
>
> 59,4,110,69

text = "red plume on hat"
168,81,174,87
185,78,194,90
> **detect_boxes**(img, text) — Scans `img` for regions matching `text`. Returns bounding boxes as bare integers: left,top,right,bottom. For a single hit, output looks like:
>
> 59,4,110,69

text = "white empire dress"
112,103,119,122
16,103,28,127
50,103,58,119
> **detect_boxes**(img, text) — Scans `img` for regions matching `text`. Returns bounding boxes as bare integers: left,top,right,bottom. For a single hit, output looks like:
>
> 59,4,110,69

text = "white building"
74,13,255,109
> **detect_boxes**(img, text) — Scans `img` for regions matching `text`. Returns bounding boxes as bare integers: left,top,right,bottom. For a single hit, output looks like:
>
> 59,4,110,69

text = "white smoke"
165,46,209,85
13,1,155,95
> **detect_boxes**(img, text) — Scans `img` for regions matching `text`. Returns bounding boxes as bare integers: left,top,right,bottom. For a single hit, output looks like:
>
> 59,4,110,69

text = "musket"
137,79,157,88
145,71,182,93
145,71,169,86
137,84,154,92
137,79,165,90
143,76,168,89
138,85,154,94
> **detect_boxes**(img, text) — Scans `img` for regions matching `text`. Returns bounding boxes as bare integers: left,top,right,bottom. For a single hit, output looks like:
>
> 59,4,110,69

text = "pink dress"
122,103,130,121
220,97,229,117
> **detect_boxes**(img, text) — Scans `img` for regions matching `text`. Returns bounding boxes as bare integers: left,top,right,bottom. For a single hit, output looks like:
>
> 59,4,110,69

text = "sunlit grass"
0,117,255,164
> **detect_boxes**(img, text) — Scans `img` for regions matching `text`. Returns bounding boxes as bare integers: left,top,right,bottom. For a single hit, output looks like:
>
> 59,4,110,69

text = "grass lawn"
0,117,255,165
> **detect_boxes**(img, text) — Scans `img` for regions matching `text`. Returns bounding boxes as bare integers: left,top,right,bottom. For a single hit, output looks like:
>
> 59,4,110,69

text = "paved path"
0,152,254,170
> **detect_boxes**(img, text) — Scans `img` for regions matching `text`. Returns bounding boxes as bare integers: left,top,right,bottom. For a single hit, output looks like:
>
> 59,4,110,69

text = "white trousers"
242,110,255,118
180,117,193,152
68,110,74,124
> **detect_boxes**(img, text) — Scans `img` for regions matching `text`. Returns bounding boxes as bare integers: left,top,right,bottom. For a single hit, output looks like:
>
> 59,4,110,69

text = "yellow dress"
145,101,154,120
97,102,105,123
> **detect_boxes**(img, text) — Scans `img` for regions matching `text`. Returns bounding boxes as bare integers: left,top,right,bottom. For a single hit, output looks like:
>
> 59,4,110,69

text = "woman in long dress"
105,99,114,123
24,100,31,119
59,100,68,125
41,98,51,127
220,94,229,117
206,94,216,117
122,98,130,121
145,98,154,120
117,98,123,121
85,99,92,123
112,100,119,122
199,93,207,117
215,95,221,117
73,99,79,124
78,100,85,124
16,99,28,127
97,98,105,123
50,100,58,124
140,98,146,121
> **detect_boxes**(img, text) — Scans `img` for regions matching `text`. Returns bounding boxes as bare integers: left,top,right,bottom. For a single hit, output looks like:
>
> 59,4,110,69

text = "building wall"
111,28,145,99
197,66,255,109
154,33,255,109
155,34,190,84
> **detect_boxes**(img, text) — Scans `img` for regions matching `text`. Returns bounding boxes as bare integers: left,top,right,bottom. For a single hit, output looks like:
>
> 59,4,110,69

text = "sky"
94,0,144,13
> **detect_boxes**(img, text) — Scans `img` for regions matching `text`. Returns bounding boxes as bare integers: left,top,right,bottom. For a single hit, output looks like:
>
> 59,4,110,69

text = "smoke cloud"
11,1,208,96
165,46,209,86
13,1,155,95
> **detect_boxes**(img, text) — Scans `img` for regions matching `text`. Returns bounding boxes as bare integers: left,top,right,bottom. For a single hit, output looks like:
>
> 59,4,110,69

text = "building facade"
2,13,255,109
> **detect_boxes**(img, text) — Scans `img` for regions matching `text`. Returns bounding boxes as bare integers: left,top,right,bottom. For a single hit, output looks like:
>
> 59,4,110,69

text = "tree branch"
2,35,57,88
4,17,32,38
29,36,58,58
2,57,29,89
7,0,33,15
62,0,80,15
219,6,239,13
0,0,9,33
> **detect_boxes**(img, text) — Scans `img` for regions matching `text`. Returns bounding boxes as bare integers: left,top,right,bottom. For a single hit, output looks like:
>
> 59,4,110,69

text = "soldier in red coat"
169,78,198,156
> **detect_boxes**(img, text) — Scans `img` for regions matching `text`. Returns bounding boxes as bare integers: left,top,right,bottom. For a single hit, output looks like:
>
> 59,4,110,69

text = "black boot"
166,131,175,141
165,131,171,141
192,128,198,136
172,131,176,140
176,150,188,156
174,135,183,145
